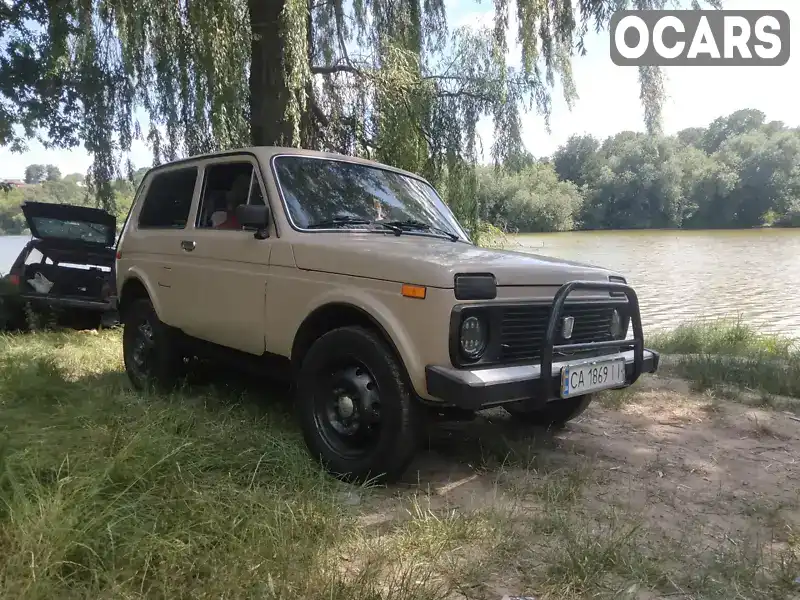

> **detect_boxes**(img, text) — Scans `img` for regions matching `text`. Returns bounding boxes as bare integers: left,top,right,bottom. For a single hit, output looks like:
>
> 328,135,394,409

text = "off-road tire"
122,297,185,391
296,326,422,484
503,394,594,429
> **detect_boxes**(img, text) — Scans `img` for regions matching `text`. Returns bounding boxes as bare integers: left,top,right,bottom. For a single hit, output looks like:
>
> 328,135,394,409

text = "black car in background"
1,201,118,330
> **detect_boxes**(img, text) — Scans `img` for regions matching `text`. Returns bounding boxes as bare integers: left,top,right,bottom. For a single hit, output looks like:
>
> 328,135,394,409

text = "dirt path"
350,375,800,599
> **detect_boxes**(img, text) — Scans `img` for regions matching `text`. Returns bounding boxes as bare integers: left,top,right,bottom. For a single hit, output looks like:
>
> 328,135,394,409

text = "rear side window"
138,167,198,229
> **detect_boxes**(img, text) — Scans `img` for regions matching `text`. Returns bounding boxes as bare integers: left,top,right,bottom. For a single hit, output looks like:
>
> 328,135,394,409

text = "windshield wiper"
307,216,402,235
382,219,459,241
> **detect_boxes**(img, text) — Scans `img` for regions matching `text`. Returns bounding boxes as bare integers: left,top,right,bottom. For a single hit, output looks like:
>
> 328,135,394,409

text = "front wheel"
503,394,594,429
295,326,422,484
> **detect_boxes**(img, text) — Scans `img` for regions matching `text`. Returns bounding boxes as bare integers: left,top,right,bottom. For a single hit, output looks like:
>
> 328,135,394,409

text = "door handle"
181,240,196,252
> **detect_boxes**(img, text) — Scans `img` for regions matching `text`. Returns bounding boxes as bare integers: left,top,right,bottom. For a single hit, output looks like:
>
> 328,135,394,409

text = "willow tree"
0,0,712,227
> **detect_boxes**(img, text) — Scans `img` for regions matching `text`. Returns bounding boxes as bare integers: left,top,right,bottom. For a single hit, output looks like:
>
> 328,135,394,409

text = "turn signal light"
401,284,426,299
8,274,20,286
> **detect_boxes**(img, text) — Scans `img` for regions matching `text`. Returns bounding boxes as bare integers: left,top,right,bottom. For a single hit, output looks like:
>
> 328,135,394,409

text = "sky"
0,0,797,179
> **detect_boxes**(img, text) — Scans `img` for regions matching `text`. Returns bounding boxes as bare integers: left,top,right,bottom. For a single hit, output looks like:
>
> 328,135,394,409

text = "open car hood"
22,201,116,248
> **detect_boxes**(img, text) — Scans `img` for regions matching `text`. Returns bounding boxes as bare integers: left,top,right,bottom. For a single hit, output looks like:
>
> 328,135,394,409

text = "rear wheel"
503,394,594,429
296,326,422,484
122,298,185,391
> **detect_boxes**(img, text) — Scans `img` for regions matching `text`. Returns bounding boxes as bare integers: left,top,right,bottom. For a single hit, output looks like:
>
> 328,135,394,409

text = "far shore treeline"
0,169,144,235
479,108,800,233
1,108,798,237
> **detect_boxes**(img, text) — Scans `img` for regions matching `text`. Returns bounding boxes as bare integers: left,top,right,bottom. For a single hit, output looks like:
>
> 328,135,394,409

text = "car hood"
21,201,116,248
290,233,617,287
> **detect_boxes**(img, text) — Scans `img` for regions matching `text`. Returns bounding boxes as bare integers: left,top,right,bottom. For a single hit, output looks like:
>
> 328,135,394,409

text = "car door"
117,164,202,329
171,154,272,355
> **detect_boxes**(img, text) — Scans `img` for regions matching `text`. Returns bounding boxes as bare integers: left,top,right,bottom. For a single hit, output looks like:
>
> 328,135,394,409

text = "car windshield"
272,156,467,239
31,217,112,245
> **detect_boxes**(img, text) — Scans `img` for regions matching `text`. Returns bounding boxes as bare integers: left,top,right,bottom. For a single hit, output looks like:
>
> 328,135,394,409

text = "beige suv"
116,147,659,482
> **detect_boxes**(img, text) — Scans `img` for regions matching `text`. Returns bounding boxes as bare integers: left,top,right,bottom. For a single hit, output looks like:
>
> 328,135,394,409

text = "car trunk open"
14,202,117,310
20,243,115,302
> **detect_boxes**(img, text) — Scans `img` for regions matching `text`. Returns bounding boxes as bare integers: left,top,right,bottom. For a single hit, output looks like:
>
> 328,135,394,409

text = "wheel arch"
117,275,157,321
291,302,405,373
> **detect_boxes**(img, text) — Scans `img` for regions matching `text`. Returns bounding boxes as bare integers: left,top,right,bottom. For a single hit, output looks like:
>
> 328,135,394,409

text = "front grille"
499,303,621,362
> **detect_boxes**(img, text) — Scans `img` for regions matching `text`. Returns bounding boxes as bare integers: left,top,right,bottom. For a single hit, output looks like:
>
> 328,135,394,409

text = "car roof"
145,147,427,183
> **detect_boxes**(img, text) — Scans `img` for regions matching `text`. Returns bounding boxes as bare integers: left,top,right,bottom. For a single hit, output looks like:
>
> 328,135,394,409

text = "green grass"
0,330,530,600
0,328,798,599
0,330,428,599
648,316,796,358
648,317,800,403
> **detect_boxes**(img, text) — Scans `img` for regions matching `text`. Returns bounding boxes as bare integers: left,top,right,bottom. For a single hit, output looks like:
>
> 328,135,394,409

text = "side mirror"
236,204,270,239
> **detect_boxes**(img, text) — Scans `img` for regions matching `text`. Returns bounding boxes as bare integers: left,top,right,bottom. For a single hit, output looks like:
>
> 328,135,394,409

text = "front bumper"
425,279,658,411
426,348,659,410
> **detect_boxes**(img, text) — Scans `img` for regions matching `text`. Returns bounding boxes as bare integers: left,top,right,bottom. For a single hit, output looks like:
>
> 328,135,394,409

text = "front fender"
301,288,427,397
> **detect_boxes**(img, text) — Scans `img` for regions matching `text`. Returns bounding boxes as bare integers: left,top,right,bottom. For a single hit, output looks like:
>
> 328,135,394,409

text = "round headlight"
459,315,487,359
610,309,625,339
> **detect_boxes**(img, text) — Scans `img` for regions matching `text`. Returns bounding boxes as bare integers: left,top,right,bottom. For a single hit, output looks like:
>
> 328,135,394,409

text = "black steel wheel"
296,326,422,483
503,394,594,429
313,363,384,459
122,298,185,391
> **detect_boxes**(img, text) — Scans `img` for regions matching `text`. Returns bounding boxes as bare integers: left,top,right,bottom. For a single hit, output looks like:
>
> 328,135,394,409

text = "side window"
196,161,265,229
137,167,198,229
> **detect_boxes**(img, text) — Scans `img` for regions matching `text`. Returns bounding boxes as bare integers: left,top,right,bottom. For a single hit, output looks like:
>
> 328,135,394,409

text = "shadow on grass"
0,344,560,479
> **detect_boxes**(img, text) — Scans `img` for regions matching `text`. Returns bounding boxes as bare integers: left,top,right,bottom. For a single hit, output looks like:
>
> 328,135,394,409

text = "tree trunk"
249,0,293,146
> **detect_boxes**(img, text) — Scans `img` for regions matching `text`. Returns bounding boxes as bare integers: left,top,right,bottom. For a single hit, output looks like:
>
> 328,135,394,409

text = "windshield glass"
272,156,467,239
31,217,112,245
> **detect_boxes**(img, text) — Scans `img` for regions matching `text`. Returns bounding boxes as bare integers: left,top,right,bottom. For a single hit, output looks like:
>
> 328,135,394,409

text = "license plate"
560,357,626,398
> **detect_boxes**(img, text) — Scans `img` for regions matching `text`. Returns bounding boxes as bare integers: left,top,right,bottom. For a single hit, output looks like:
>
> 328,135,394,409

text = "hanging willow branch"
0,0,719,217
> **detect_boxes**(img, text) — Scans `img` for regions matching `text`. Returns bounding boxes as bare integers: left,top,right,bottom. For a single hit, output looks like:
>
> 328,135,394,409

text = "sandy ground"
348,374,800,599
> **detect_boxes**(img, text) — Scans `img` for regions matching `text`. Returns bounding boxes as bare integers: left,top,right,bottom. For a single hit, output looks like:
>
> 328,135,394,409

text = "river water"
513,229,800,338
2,230,799,337
0,236,28,273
